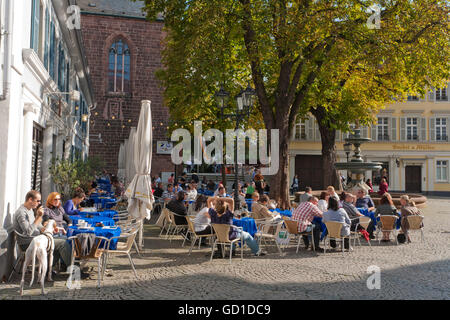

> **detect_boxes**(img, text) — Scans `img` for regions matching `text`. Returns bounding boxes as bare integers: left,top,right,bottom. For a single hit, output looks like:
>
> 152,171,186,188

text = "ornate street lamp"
215,83,256,210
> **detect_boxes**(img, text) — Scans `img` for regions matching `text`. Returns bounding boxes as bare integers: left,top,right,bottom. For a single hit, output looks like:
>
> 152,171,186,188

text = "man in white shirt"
186,182,198,201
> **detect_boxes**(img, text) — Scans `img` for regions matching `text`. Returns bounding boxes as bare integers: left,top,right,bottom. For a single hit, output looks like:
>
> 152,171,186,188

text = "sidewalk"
1,198,449,300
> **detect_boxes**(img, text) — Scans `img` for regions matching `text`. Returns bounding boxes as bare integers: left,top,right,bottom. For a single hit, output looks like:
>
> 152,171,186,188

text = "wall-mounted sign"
157,141,173,154
392,144,435,150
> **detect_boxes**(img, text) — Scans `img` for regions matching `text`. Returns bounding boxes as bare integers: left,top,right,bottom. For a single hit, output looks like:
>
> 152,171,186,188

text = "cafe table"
77,209,119,220
232,217,257,237
69,215,116,227
67,226,121,250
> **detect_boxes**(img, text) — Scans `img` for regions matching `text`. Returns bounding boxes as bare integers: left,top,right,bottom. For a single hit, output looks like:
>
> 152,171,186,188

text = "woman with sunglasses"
43,192,72,230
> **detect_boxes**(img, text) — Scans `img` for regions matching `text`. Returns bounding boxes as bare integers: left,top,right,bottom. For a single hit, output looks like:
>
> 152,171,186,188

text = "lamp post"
215,83,256,210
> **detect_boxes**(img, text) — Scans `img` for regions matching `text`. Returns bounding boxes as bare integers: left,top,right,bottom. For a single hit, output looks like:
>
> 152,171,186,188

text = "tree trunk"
311,107,343,191
269,126,291,210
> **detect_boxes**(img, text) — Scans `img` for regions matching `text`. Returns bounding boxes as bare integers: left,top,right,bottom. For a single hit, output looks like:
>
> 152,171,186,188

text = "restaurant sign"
392,144,435,150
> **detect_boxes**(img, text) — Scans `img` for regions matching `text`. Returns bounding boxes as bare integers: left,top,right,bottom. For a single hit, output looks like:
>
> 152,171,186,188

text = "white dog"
20,219,57,295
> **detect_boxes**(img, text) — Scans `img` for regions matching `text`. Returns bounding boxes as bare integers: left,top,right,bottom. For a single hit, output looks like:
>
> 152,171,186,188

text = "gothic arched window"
108,39,131,92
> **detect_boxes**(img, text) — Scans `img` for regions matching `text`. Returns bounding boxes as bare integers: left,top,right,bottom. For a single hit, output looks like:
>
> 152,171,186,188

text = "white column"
41,121,54,201
20,103,38,197
427,157,434,192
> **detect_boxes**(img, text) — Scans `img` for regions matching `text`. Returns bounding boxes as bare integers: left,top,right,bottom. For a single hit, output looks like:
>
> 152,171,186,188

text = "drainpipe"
0,0,12,101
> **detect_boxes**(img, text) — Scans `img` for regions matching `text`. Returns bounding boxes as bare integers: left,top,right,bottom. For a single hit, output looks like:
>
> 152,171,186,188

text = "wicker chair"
406,215,425,242
283,219,315,253
167,210,189,243
68,234,111,288
209,224,243,264
377,215,399,245
101,226,139,279
351,216,372,247
254,220,285,256
8,231,33,282
323,221,352,254
185,216,215,255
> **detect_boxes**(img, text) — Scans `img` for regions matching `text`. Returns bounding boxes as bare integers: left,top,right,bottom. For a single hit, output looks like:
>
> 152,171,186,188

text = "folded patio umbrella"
125,100,154,221
126,127,137,186
117,142,126,182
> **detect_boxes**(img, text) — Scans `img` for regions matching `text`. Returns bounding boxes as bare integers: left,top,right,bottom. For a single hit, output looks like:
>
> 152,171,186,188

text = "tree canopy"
139,0,449,207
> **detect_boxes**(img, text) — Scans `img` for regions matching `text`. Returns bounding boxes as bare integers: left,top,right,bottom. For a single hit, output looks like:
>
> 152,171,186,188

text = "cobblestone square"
1,197,449,300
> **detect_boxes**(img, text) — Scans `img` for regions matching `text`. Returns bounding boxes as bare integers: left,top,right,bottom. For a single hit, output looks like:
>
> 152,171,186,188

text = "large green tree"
141,0,449,208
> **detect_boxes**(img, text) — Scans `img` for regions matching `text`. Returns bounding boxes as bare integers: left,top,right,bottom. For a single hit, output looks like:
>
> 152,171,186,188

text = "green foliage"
49,156,104,201
140,0,449,133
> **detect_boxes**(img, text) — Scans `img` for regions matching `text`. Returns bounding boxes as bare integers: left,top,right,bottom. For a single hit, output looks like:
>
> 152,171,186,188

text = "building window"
436,160,448,182
435,118,448,141
407,95,419,101
406,117,419,141
377,117,389,141
436,87,448,101
294,119,307,140
30,0,42,53
108,39,131,92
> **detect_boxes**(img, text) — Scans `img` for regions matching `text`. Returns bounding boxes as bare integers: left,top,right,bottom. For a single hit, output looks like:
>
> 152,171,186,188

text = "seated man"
355,189,375,212
342,193,364,231
299,187,313,203
251,195,278,220
291,195,324,252
162,184,175,202
215,186,228,198
13,190,72,271
166,191,188,226
153,182,165,199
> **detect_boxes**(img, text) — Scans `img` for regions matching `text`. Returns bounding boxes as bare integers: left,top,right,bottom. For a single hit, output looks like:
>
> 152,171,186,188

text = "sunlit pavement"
1,197,449,300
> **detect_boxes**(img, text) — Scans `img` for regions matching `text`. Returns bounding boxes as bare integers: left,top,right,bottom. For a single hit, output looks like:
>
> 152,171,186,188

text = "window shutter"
428,88,435,102
447,117,450,142
336,130,341,142
30,0,40,52
400,118,405,141
391,117,396,141
430,118,435,142
44,8,50,70
371,124,377,141
307,117,314,140
420,118,427,141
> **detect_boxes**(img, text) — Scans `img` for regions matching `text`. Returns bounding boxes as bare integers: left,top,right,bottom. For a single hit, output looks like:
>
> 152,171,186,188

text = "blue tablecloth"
245,199,253,212
90,197,117,209
78,210,119,220
269,208,292,217
233,217,257,237
70,215,115,227
67,226,121,250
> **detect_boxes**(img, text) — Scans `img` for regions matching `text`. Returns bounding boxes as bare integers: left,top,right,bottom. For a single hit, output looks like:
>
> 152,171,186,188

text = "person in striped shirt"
291,195,324,252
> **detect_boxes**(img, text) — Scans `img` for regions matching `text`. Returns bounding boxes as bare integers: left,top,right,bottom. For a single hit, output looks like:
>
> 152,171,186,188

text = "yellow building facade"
289,86,450,195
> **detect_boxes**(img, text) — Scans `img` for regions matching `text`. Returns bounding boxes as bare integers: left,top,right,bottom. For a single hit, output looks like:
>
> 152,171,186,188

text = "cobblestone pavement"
1,197,449,300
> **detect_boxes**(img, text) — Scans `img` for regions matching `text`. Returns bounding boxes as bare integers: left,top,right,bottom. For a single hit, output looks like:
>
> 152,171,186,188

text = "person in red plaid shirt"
291,195,324,252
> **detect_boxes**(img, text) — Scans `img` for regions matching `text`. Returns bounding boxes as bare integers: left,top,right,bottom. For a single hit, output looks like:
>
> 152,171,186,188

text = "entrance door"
405,166,421,193
295,155,324,190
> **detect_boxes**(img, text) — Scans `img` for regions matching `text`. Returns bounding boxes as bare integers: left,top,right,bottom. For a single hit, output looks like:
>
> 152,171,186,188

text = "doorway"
405,166,422,193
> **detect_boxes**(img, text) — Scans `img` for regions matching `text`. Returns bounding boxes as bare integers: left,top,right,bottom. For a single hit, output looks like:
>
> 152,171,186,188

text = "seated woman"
375,193,398,242
43,192,72,230
110,175,125,198
193,195,214,244
318,191,329,212
400,195,422,243
63,188,86,216
323,197,352,251
206,196,265,257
